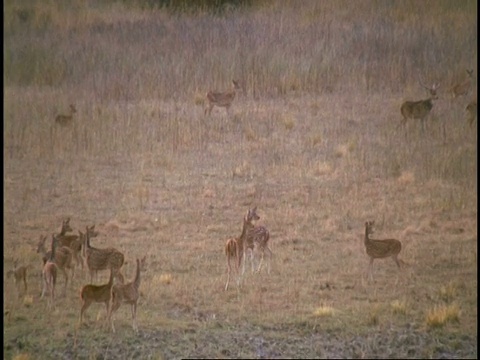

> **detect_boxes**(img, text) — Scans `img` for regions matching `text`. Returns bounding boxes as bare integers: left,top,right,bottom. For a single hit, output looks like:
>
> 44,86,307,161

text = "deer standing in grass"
108,256,147,333
224,207,272,291
83,226,125,284
41,236,58,309
56,218,98,271
79,269,114,327
55,104,77,126
452,69,474,99
400,82,440,134
205,80,242,116
37,234,74,296
364,221,404,281
466,98,477,128
7,259,30,297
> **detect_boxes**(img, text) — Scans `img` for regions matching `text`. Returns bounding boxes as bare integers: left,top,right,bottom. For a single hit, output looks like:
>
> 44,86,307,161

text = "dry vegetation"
4,0,477,359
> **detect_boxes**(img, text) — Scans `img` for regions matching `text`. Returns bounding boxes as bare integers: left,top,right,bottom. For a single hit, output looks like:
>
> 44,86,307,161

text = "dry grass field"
4,1,477,359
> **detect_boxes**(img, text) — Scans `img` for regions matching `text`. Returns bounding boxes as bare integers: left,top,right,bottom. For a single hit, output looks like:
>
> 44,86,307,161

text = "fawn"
7,259,30,297
224,207,272,291
79,269,114,327
205,80,242,116
41,236,58,309
364,221,404,280
400,82,440,134
109,256,147,333
37,234,74,296
83,226,125,284
55,104,77,126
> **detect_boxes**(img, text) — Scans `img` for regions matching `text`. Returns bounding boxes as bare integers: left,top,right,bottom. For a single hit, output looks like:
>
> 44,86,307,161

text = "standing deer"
109,256,147,333
79,269,114,327
224,207,272,291
37,234,74,296
7,259,30,297
41,236,58,309
400,82,440,134
55,104,77,126
466,98,477,128
83,227,125,284
205,80,242,116
364,221,404,281
452,69,474,99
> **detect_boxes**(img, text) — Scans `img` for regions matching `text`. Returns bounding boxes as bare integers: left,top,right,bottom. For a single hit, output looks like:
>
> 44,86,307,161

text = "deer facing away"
205,80,242,116
224,207,272,291
7,259,30,297
108,256,147,333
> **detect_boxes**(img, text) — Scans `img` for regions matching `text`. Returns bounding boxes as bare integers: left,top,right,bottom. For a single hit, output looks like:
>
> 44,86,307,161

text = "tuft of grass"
425,303,461,328
23,295,34,308
159,274,174,285
313,305,335,317
283,116,295,130
439,282,457,303
390,299,408,315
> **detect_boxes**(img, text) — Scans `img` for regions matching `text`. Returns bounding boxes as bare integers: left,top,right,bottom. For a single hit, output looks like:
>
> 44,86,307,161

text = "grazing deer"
224,207,272,291
7,259,30,297
83,227,125,284
109,256,147,333
37,234,74,296
79,269,114,327
205,80,242,116
452,69,474,99
364,221,404,280
55,104,77,126
41,236,58,309
400,82,440,133
466,98,477,128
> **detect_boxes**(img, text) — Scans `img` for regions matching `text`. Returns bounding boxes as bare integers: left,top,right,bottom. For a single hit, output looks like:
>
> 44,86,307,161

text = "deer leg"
225,257,232,291
132,302,138,333
368,258,374,281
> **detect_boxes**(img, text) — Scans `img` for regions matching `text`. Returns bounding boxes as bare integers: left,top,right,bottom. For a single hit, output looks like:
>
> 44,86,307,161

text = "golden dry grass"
4,1,477,359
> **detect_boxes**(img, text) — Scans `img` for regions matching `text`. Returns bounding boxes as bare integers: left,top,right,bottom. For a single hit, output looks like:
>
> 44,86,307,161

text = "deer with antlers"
400,82,440,134
224,207,272,291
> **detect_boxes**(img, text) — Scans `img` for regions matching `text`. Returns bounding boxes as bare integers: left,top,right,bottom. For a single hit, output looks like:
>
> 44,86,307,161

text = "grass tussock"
425,304,461,328
391,299,408,315
313,305,335,317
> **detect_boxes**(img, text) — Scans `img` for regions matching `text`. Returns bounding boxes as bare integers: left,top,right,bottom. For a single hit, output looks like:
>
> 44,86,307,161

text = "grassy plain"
4,1,477,358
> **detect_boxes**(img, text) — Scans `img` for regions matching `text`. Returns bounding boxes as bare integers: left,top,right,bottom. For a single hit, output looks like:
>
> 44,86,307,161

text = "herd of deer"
8,208,408,333
8,218,146,333
53,70,476,133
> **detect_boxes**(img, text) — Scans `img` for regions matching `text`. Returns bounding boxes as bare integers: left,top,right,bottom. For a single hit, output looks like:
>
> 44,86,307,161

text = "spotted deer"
56,218,98,270
83,227,125,284
7,259,30,297
205,80,242,116
55,104,77,126
400,82,440,133
37,234,74,296
109,256,147,333
364,221,404,280
452,69,474,99
224,207,272,291
41,236,58,309
79,269,114,327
